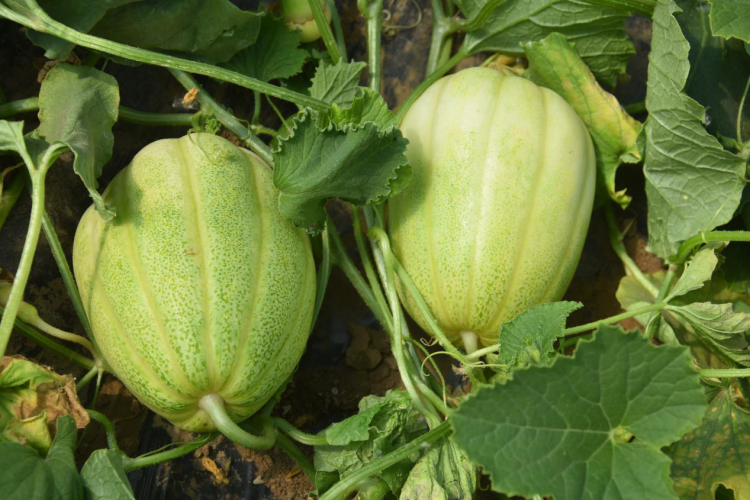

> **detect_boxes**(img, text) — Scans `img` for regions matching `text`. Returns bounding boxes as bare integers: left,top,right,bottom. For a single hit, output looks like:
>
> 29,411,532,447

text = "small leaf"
330,88,397,130
462,0,635,86
81,449,135,500
37,64,119,220
452,326,707,500
708,0,750,42
272,112,410,234
644,0,746,260
400,438,476,500
0,121,30,157
496,301,582,368
666,302,750,366
669,390,750,499
309,59,367,106
667,247,719,301
221,15,306,82
524,33,642,208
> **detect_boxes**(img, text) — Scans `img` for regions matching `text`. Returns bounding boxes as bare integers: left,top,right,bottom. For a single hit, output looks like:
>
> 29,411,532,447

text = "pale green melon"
74,133,316,432
389,68,596,348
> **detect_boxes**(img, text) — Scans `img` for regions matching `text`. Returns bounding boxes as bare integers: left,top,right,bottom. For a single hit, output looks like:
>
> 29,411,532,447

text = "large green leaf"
452,326,707,499
524,33,643,207
677,0,750,144
669,390,750,499
462,0,634,86
0,416,83,500
37,64,119,220
221,15,306,82
399,438,476,500
272,111,409,234
708,0,750,41
81,449,135,500
644,0,746,260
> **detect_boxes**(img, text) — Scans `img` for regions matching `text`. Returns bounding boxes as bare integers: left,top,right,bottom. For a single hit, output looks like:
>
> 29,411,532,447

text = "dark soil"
0,2,653,498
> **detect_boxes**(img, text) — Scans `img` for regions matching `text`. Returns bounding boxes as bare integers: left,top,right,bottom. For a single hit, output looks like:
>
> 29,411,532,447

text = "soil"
0,2,654,499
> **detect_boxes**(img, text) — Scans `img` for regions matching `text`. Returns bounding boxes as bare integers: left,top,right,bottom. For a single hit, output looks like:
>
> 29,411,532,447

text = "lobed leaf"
309,59,367,106
452,326,707,500
708,0,750,42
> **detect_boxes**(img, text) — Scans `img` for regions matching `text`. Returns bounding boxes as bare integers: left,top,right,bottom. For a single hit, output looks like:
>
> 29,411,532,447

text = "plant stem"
319,421,451,500
199,394,276,450
457,0,505,32
326,0,347,58
0,171,26,231
578,0,655,16
169,69,273,164
351,208,390,325
645,267,676,338
312,228,332,327
365,0,384,92
76,365,99,391
395,48,467,123
673,230,750,264
87,409,120,451
604,204,659,297
310,0,341,63
737,73,750,144
329,227,393,332
274,432,316,481
0,305,95,370
0,97,196,127
0,5,329,112
426,1,453,77
0,145,62,358
700,368,750,378
624,101,646,115
563,302,666,335
273,417,328,446
123,432,218,472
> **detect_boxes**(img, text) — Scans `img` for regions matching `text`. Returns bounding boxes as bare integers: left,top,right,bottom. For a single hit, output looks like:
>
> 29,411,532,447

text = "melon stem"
460,331,479,355
199,394,276,450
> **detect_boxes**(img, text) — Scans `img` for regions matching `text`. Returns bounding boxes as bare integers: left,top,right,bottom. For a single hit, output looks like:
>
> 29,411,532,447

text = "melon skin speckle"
74,133,316,432
389,67,596,348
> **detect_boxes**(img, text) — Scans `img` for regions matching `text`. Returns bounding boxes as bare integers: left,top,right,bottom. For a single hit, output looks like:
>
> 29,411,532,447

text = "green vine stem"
123,432,218,472
0,143,65,358
362,0,384,92
273,417,328,446
169,69,274,165
351,208,390,323
0,304,95,370
700,368,750,378
0,97,195,127
425,0,456,76
672,230,750,264
75,365,100,391
644,267,676,338
604,204,659,297
274,432,316,481
198,394,276,450
0,171,26,231
326,0,347,57
737,73,750,144
624,101,646,115
0,4,329,112
310,0,341,63
319,420,451,500
395,47,467,123
368,228,439,422
312,228,332,327
87,409,120,451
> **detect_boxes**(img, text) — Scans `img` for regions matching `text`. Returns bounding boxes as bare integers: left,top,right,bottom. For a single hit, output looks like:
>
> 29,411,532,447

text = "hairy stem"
199,394,276,450
605,204,659,297
351,208,390,324
700,368,750,378
312,228,332,327
87,410,120,451
310,0,341,63
275,432,316,481
273,417,328,446
0,171,26,231
326,0,347,57
564,302,666,335
365,0,384,92
123,432,218,472
673,231,750,264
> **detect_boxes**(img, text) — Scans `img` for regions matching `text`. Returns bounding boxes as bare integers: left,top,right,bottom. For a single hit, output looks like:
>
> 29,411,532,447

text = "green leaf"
272,112,410,234
309,59,367,106
644,0,747,260
330,88,397,131
88,0,261,64
452,326,707,500
462,0,635,86
315,389,427,496
666,301,750,366
0,416,84,500
0,121,30,158
667,247,719,300
669,390,750,499
26,0,140,60
524,33,642,208
615,271,679,344
709,0,750,41
677,0,750,149
221,15,306,82
400,438,476,500
37,64,119,220
496,301,582,368
81,449,135,500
